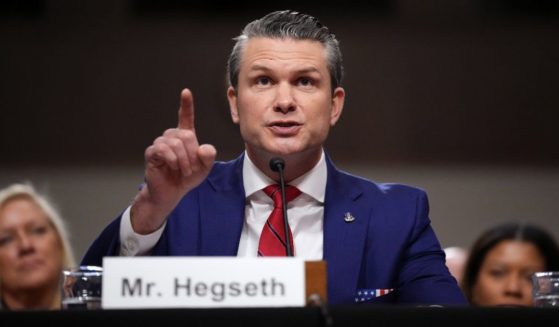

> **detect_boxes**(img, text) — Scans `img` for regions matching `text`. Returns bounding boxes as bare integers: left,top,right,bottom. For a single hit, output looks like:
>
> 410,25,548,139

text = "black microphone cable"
269,157,293,257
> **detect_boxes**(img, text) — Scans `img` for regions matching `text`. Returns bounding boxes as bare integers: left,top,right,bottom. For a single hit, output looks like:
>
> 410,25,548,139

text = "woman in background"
462,222,559,306
0,183,76,310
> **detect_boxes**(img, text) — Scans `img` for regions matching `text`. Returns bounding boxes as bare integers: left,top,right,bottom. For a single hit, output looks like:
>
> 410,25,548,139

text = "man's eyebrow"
248,64,271,72
248,65,321,75
296,67,321,75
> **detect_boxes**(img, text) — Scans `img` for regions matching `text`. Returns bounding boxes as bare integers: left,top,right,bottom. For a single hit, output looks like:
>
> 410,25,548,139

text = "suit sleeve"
80,215,122,267
396,190,468,305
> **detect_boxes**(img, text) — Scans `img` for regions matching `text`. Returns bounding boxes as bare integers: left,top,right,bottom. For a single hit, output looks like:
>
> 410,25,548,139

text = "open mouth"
268,121,301,136
270,121,300,127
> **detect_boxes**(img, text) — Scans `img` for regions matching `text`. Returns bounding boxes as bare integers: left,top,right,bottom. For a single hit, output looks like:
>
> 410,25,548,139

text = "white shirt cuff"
119,206,166,256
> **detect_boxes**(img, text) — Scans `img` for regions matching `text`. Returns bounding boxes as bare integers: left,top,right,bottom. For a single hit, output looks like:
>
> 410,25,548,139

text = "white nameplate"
102,257,305,309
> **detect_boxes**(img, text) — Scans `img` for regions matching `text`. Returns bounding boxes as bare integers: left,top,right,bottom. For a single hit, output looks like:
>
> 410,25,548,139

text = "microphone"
269,157,293,256
307,293,333,327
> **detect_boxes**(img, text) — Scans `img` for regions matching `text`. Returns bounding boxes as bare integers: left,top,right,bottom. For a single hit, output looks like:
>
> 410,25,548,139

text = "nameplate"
102,257,306,309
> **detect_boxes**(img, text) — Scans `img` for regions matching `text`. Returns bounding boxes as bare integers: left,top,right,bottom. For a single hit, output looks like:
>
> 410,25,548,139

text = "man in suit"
82,10,467,306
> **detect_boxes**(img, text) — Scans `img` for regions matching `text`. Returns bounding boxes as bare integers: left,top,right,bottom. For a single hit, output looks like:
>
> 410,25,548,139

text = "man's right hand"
130,88,217,234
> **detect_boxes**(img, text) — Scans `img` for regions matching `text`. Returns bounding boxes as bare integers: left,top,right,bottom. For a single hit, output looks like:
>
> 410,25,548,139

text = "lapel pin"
343,212,355,223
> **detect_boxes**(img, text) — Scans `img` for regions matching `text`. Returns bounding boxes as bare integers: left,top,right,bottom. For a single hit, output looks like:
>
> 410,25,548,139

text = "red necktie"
258,184,301,256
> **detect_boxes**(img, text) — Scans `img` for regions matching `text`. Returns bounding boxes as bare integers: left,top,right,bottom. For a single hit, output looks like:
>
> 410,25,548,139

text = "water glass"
61,265,103,310
532,271,559,308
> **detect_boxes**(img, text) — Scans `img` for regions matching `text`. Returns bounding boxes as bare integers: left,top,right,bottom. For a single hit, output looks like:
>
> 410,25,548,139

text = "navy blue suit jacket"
82,153,467,306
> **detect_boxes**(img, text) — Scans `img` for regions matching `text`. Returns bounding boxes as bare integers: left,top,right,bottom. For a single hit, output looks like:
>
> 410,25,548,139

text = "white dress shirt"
119,151,326,260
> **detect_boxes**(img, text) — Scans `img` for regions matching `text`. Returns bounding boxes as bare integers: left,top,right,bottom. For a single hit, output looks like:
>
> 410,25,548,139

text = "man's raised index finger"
178,88,195,130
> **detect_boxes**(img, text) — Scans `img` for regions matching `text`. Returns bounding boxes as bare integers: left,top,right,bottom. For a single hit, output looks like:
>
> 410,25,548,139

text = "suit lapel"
194,152,370,302
323,156,368,302
199,155,246,255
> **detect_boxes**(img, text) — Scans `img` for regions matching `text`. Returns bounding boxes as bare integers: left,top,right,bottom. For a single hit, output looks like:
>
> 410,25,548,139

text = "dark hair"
226,10,344,92
461,223,559,303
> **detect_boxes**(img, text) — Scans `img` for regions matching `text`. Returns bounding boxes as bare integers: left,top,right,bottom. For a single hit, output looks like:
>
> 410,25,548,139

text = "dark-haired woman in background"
462,223,559,306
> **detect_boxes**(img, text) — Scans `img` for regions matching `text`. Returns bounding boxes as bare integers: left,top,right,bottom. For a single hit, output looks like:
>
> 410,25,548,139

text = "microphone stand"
269,157,293,257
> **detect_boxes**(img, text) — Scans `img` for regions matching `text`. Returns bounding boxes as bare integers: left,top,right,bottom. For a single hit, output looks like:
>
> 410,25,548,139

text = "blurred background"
1,0,558,260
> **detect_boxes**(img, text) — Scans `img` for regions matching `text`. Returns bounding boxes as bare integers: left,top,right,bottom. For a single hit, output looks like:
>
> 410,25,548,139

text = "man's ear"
227,86,240,124
330,87,345,126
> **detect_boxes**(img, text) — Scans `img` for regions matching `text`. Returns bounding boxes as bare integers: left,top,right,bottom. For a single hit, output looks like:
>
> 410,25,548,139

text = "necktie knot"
263,184,301,207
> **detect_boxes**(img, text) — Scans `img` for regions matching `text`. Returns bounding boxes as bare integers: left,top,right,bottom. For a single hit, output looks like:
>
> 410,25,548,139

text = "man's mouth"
270,121,300,127
268,121,301,135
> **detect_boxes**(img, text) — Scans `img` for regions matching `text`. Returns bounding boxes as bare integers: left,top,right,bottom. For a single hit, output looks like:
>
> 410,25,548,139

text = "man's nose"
273,83,296,113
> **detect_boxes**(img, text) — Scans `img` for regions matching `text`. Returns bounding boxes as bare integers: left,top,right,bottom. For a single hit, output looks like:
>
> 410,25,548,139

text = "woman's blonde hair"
0,183,76,270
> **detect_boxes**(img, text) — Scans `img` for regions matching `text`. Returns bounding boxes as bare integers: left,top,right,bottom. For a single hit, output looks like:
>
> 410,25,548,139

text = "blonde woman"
0,183,76,310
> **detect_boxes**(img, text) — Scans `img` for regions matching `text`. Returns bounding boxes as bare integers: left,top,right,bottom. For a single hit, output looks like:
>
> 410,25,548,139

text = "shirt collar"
242,150,327,203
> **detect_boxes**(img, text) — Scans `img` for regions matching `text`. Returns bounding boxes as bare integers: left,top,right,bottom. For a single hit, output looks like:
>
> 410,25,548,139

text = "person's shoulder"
325,153,427,198
204,155,244,188
209,155,244,172
336,169,427,198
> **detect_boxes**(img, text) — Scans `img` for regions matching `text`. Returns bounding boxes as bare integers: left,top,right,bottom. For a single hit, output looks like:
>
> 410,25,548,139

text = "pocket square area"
355,288,394,302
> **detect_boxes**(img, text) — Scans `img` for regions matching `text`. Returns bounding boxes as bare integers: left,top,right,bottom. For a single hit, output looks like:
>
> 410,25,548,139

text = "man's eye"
298,78,313,87
256,77,271,86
